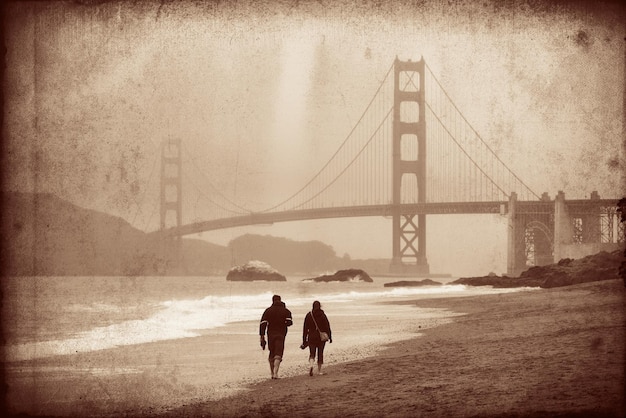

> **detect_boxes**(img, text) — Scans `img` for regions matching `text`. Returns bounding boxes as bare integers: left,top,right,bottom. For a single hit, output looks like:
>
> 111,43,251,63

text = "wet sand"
152,279,625,418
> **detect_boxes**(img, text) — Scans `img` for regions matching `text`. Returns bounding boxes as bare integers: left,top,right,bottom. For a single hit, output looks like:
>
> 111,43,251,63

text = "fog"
3,1,624,276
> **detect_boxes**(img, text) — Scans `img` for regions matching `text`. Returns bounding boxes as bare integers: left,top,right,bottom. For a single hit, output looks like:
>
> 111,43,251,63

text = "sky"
3,0,625,276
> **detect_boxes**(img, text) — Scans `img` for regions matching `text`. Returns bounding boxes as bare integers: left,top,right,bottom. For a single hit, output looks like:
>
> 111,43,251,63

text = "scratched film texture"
1,0,625,415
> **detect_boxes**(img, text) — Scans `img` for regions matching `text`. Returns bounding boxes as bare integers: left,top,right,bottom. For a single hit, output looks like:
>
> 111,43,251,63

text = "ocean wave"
5,285,533,361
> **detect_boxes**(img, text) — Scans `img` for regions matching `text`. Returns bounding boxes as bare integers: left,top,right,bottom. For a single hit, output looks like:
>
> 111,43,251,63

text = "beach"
153,279,625,418
4,278,624,417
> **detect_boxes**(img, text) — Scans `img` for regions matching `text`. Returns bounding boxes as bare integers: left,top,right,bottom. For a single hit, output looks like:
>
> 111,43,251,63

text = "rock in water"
226,260,286,281
307,268,373,283
384,279,442,287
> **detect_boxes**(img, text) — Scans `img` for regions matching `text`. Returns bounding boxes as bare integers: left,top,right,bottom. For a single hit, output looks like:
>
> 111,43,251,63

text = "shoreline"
3,291,462,417
4,280,624,417
152,279,625,418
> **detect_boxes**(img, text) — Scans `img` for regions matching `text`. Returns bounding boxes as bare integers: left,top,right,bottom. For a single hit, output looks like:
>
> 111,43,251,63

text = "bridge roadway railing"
503,199,620,215
150,198,621,239
152,201,513,238
562,199,623,214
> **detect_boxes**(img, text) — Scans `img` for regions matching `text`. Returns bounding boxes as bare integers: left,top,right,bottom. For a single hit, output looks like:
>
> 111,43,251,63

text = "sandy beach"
4,278,624,418
148,279,625,418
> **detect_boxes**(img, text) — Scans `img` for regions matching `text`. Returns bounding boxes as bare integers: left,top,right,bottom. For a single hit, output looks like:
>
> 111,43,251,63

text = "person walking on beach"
302,300,332,376
260,294,293,379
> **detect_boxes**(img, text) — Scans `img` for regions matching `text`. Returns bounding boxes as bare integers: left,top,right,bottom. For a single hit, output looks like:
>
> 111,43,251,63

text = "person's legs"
268,342,276,378
272,335,285,378
308,345,317,376
268,357,275,377
273,355,282,378
317,342,326,374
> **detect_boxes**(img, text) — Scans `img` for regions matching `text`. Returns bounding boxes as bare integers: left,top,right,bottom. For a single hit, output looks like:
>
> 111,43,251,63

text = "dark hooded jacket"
303,308,332,344
260,301,293,337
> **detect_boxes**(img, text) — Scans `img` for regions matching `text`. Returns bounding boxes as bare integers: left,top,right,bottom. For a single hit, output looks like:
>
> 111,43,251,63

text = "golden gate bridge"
150,58,623,276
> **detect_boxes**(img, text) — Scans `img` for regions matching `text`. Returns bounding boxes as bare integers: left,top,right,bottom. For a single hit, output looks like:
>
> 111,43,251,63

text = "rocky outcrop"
452,274,531,288
226,260,286,281
452,250,624,289
384,279,442,287
307,268,373,283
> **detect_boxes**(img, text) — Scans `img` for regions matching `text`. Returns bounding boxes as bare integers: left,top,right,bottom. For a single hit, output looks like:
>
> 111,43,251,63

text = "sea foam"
4,284,531,361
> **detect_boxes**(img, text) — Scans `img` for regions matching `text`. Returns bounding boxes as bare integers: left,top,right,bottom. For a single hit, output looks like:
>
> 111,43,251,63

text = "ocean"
2,275,532,416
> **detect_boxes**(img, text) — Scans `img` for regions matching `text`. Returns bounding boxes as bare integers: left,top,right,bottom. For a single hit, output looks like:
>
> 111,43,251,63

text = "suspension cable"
424,62,540,200
290,107,394,210
181,144,252,213
260,61,395,213
424,101,510,199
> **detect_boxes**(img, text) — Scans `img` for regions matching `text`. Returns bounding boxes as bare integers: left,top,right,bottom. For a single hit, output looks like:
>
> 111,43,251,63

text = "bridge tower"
160,138,183,271
390,58,430,274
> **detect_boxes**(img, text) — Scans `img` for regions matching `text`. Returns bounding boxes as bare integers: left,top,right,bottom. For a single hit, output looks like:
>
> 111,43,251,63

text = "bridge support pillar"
160,138,183,273
390,214,429,274
507,192,526,277
583,191,602,243
390,57,429,275
553,190,572,262
554,191,618,260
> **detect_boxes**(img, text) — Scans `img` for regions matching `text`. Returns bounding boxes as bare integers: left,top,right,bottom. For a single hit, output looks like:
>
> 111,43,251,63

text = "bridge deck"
151,199,619,238
154,202,504,237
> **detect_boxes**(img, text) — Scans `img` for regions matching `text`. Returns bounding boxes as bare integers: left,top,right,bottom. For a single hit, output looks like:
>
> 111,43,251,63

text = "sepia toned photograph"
1,0,624,416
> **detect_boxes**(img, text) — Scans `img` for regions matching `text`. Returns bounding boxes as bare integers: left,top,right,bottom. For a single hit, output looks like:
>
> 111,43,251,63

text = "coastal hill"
0,192,229,276
0,192,380,276
1,192,155,276
228,233,350,274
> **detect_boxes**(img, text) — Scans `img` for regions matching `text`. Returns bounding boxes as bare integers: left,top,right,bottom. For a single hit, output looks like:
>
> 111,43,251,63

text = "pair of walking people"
259,295,332,379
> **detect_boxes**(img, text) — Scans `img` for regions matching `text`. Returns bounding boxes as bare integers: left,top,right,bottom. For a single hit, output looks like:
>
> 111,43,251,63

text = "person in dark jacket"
302,300,332,376
259,294,293,379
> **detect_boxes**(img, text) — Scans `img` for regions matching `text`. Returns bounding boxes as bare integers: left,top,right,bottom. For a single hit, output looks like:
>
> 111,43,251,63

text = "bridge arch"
523,220,554,267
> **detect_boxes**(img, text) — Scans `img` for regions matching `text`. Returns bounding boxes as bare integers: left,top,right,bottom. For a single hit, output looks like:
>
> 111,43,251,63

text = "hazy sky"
3,1,624,276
